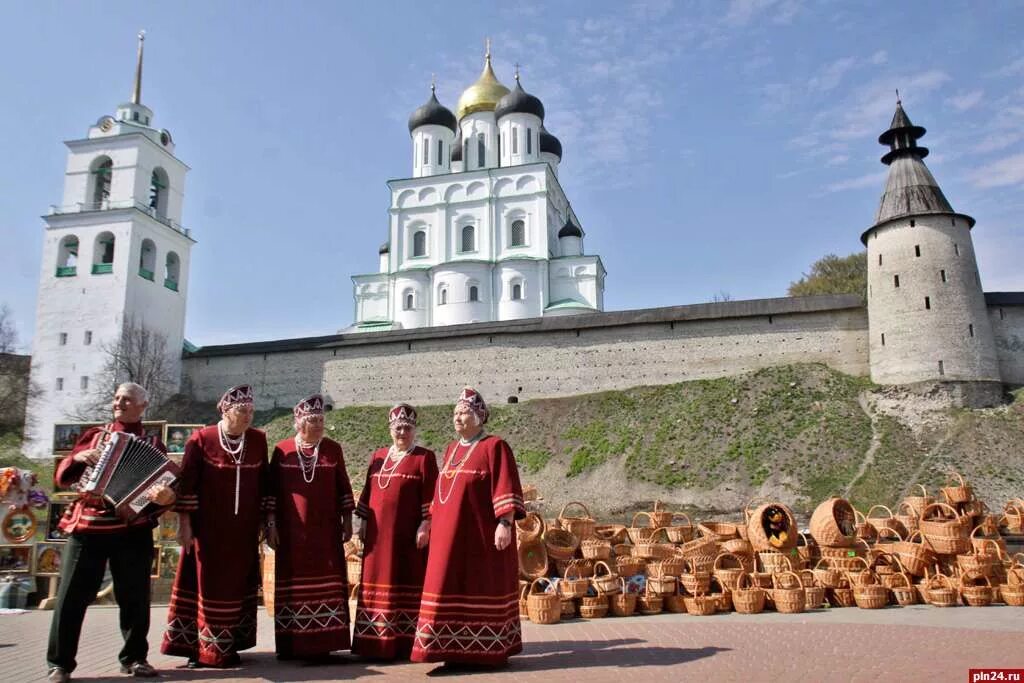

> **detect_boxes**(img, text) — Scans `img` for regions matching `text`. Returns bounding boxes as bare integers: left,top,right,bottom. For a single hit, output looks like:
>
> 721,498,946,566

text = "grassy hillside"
256,363,1024,519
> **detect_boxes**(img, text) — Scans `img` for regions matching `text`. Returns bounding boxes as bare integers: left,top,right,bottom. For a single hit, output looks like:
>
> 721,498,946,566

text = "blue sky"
2,1,1022,349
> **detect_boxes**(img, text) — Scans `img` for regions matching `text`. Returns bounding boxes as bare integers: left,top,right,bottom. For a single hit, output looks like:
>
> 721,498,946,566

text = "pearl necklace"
218,422,246,515
295,435,321,484
376,445,413,490
437,435,484,505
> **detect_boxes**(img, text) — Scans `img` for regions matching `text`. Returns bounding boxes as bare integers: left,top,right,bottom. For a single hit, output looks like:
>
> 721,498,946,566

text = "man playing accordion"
46,382,175,683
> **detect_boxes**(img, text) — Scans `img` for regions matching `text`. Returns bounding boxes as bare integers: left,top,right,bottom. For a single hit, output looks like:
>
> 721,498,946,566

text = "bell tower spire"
131,30,145,105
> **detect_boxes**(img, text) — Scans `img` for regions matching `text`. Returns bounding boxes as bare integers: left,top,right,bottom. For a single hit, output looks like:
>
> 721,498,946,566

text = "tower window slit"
881,333,885,346
438,139,443,166
512,128,518,154
969,324,974,337
915,245,921,257
954,243,960,256
527,127,532,154
910,219,916,227
938,360,944,376
894,274,900,288
423,138,429,165
878,254,882,266
924,296,931,310
940,269,946,283
1000,308,1005,320
477,134,485,168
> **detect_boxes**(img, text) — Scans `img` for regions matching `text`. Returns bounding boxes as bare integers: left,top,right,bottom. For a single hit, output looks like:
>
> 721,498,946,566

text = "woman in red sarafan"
161,384,270,669
352,403,437,660
411,388,526,671
265,393,355,660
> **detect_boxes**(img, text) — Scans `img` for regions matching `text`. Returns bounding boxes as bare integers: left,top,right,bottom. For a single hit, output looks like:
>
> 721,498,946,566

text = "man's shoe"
119,661,158,677
47,667,71,683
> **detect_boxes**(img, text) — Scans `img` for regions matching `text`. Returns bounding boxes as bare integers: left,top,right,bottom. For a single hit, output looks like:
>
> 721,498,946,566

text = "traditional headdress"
294,394,325,420
388,403,418,428
218,384,254,413
456,387,488,424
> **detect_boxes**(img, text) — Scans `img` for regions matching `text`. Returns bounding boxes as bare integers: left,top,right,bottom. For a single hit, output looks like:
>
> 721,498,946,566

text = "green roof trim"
182,339,199,353
545,299,594,311
357,320,393,329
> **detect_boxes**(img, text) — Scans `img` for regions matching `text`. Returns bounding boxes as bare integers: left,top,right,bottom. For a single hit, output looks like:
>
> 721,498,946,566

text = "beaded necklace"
376,444,414,490
436,433,485,505
295,435,322,484
218,422,246,515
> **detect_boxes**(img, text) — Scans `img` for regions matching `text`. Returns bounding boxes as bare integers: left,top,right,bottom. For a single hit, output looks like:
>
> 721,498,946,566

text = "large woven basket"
891,531,934,577
609,578,637,616
919,503,971,556
733,572,767,614
518,536,548,580
558,501,597,541
526,578,561,624
516,512,546,542
809,497,857,547
940,471,974,505
628,512,657,544
544,527,580,562
771,570,806,613
746,502,798,553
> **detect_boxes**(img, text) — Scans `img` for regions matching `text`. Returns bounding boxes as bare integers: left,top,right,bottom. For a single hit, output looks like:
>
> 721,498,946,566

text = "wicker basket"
558,564,590,599
887,569,917,606
665,512,695,543
609,578,638,616
865,504,907,539
635,527,675,561
698,521,740,542
829,586,856,608
722,537,753,558
628,512,657,544
873,526,904,557
679,558,712,595
647,574,677,596
713,552,745,591
919,503,971,556
647,556,685,579
665,583,688,613
819,545,867,571
558,558,594,578
683,593,718,616
615,556,646,577
519,581,530,618
795,532,818,567
894,501,920,536
580,538,613,561
957,540,1001,580
733,572,767,614
853,577,889,610
526,578,561,624
902,484,934,518
959,571,994,607
649,500,674,528
969,525,1007,556
771,570,806,613
558,501,597,541
1002,501,1024,534
638,583,664,614
922,572,959,608
676,531,718,561
891,531,934,577
579,583,609,618
592,560,621,595
593,524,628,545
516,512,546,542
812,558,846,589
518,537,549,580
940,471,974,505
801,570,826,610
559,597,577,619
346,553,362,586
746,502,798,553
1000,584,1024,607
809,497,857,547
758,550,796,574
544,527,580,562
853,509,877,543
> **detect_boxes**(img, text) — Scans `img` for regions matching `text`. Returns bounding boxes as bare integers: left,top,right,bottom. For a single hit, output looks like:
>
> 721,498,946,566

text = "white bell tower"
25,32,195,457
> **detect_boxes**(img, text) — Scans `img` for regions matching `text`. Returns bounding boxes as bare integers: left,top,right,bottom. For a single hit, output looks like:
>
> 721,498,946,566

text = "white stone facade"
24,90,192,458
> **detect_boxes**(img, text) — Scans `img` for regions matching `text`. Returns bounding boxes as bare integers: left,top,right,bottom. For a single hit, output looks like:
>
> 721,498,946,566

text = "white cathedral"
350,47,606,330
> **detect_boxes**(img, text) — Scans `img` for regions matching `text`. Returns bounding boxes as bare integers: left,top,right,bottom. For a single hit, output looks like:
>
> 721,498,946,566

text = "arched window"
139,239,156,280
91,157,113,207
461,225,475,252
412,230,427,257
165,251,180,291
510,220,526,247
512,283,523,300
423,138,429,165
437,139,444,167
477,133,485,168
464,138,469,163
512,127,518,154
56,235,79,276
527,128,533,154
92,232,115,274
439,286,448,305
149,168,168,216
403,291,415,311
468,285,479,302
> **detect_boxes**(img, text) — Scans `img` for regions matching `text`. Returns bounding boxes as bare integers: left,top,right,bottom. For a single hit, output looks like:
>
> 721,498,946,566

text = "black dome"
558,218,582,238
451,130,463,161
408,89,457,134
379,241,390,254
540,126,562,159
494,79,544,122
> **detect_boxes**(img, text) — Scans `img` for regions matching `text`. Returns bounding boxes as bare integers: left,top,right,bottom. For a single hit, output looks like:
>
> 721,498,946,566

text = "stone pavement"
1,604,1022,683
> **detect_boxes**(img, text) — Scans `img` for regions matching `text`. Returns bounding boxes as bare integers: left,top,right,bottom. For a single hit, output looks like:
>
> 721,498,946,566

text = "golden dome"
456,51,510,120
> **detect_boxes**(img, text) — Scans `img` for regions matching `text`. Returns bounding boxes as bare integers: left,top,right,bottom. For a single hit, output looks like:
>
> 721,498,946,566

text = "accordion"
81,431,180,519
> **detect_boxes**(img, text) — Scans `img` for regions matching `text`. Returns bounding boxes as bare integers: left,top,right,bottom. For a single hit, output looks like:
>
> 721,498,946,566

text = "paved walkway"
2,604,1022,682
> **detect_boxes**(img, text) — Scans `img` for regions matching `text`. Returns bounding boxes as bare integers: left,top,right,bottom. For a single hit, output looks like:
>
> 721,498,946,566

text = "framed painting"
163,424,203,454
154,512,179,545
46,501,71,542
142,421,166,444
33,542,64,576
0,544,32,573
52,422,101,453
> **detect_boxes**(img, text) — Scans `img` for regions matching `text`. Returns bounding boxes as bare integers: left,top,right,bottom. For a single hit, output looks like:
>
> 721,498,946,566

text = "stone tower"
25,33,194,456
862,99,1000,396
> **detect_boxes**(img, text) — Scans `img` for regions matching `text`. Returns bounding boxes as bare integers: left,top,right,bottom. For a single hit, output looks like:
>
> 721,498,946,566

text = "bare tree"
74,316,179,420
710,290,733,303
0,304,17,353
0,305,41,435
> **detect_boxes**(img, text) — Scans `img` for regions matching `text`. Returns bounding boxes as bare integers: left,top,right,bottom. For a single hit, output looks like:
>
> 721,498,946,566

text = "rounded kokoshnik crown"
540,126,562,159
408,89,457,134
456,54,510,120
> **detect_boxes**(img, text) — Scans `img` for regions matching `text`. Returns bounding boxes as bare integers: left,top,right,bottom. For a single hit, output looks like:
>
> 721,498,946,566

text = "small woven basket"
923,572,959,608
516,512,546,542
580,538,613,561
684,592,718,616
518,537,548,580
615,555,646,577
638,583,664,615
812,558,845,589
698,521,740,542
713,552,745,591
628,512,657,544
544,527,581,562
526,578,561,624
919,503,971,556
891,531,934,577
648,500,674,528
679,558,712,595
865,504,908,539
733,572,767,614
609,578,638,616
940,471,974,505
558,501,597,541
771,570,806,614
959,571,994,607
592,560,621,595
558,564,590,599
